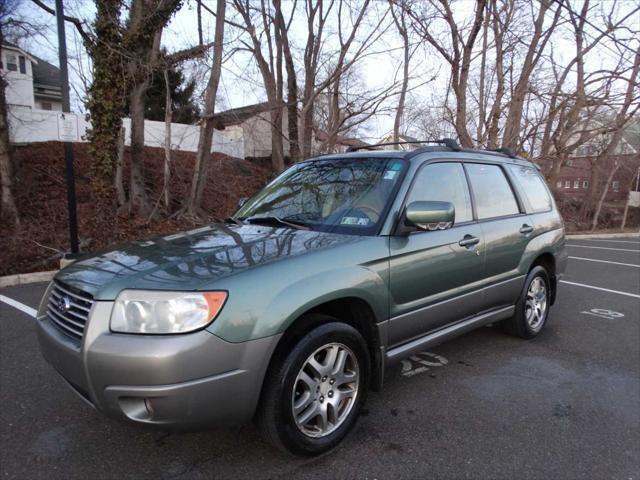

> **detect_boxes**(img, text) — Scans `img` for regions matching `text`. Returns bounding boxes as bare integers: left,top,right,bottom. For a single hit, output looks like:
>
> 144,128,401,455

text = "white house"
1,43,62,111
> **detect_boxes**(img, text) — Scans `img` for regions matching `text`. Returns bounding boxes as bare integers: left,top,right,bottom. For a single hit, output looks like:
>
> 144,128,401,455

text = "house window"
6,54,17,71
583,180,589,188
556,181,562,189
573,180,579,189
40,102,52,111
18,56,26,74
612,181,620,192
565,180,571,188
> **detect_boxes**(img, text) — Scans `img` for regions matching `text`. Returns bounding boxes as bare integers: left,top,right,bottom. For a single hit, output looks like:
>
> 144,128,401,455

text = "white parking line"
566,244,640,253
0,294,37,318
560,281,640,299
579,239,640,245
568,256,640,268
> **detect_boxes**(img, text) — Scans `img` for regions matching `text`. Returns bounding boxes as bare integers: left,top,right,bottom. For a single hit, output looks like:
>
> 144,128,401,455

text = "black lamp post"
55,0,79,256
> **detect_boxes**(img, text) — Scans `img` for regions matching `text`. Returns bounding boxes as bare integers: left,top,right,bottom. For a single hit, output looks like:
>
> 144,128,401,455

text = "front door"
388,162,486,347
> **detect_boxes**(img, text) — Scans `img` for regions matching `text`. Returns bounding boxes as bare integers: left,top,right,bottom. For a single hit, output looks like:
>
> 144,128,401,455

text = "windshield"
235,157,406,236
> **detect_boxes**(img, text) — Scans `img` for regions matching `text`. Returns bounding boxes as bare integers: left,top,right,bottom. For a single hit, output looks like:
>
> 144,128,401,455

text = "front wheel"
502,265,551,339
256,318,370,456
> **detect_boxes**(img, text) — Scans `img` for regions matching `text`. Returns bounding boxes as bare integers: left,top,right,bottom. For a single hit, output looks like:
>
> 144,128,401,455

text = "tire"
256,316,370,456
502,265,551,339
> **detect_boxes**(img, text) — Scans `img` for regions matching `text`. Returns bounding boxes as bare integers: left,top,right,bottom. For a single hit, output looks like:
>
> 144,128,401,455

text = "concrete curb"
0,270,57,288
566,232,640,240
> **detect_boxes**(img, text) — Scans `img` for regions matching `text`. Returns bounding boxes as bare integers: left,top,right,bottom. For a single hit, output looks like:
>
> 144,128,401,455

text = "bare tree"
402,0,487,147
390,0,411,145
587,50,640,230
185,0,226,217
232,0,286,171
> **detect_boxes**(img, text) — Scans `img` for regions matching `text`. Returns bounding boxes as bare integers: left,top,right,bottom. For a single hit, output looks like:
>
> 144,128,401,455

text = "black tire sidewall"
273,321,370,456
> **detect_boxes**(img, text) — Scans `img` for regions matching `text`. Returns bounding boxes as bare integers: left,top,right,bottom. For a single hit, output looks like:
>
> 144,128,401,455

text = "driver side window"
407,162,473,224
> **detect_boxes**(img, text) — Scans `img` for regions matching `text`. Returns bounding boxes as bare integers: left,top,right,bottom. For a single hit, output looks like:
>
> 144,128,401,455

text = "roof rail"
346,138,461,153
489,147,516,158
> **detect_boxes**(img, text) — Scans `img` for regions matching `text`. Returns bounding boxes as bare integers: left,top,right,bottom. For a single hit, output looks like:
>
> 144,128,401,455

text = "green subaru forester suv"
37,140,567,455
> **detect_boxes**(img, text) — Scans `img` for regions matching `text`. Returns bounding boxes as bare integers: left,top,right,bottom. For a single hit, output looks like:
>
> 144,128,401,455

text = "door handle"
458,235,480,248
519,224,534,234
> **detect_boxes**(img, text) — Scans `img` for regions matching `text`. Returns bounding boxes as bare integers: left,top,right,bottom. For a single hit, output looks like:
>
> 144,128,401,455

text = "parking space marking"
566,244,640,253
578,239,640,245
0,294,37,318
560,280,640,299
569,256,640,268
580,308,625,320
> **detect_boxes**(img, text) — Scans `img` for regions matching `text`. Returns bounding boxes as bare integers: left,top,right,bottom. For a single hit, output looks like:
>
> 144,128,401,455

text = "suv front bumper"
36,290,280,429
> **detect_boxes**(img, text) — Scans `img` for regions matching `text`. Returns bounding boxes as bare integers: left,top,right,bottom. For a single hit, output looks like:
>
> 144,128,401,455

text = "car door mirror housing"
403,201,455,233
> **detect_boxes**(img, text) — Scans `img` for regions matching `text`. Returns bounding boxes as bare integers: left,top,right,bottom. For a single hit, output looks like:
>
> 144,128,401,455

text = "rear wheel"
257,317,370,456
502,265,551,339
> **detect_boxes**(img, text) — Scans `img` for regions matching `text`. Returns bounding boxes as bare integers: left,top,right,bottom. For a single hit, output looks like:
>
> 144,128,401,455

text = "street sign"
57,112,78,142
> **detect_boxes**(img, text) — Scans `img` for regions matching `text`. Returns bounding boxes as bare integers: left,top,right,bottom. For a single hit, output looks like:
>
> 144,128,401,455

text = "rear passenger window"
407,162,473,224
508,165,552,213
465,164,519,219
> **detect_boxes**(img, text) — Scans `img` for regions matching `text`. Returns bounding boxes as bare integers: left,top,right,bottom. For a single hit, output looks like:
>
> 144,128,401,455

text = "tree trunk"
501,1,560,149
128,80,151,216
185,0,226,217
390,2,409,146
163,68,172,209
274,0,299,163
590,162,619,231
0,70,18,226
114,126,126,208
86,0,125,200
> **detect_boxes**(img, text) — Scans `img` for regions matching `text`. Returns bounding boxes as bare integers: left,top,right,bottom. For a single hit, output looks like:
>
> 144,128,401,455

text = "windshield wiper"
242,216,310,230
224,216,244,226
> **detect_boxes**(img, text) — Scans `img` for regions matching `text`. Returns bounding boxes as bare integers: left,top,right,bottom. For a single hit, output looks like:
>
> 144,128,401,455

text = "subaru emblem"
58,295,72,312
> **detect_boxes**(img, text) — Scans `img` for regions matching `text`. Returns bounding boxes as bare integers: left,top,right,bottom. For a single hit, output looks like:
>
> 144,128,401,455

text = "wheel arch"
530,252,557,304
259,295,385,409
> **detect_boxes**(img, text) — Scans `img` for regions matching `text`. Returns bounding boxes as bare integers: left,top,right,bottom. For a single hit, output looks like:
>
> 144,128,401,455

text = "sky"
14,0,640,142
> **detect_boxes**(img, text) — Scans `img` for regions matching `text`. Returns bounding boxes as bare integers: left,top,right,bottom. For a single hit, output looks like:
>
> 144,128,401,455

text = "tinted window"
466,163,519,219
508,165,552,213
407,162,473,224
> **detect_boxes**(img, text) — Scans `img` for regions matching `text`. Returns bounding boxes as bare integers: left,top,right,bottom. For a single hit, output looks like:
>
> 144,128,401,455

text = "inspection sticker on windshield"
341,217,369,226
383,170,397,180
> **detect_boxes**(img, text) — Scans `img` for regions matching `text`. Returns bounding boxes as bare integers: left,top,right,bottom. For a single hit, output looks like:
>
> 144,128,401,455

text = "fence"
7,107,245,158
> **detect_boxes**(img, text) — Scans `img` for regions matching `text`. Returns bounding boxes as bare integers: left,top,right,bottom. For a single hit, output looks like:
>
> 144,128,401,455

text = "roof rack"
346,138,461,153
489,147,516,158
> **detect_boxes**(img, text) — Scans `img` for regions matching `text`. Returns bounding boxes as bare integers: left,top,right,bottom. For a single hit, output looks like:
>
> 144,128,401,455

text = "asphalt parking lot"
1,236,639,479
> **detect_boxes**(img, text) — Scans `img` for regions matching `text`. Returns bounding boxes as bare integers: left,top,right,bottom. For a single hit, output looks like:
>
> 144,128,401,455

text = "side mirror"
237,197,248,208
404,201,455,232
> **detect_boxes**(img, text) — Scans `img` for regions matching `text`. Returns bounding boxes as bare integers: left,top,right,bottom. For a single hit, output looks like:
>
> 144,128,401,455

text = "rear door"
464,162,532,311
388,161,485,347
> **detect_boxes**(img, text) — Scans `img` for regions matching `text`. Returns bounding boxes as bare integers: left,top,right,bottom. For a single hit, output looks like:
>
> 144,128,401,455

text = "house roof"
30,54,61,90
314,129,369,147
1,42,37,62
213,102,280,129
379,133,420,144
2,42,61,90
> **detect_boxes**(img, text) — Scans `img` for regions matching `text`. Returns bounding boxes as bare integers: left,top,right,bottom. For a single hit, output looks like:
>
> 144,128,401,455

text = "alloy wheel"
291,342,360,438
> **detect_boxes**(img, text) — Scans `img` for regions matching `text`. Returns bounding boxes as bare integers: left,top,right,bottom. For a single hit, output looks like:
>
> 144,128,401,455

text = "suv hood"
56,223,363,300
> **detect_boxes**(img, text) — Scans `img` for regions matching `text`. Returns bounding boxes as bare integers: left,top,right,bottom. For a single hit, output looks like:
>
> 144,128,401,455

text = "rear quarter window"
508,165,552,213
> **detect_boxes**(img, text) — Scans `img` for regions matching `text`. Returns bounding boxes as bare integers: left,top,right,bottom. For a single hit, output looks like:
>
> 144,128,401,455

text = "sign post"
55,0,79,255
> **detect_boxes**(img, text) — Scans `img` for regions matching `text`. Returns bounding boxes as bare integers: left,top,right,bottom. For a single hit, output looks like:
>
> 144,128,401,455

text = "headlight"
110,290,227,334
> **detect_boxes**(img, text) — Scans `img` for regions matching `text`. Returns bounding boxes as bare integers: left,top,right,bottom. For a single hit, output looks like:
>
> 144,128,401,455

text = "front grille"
46,280,94,342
